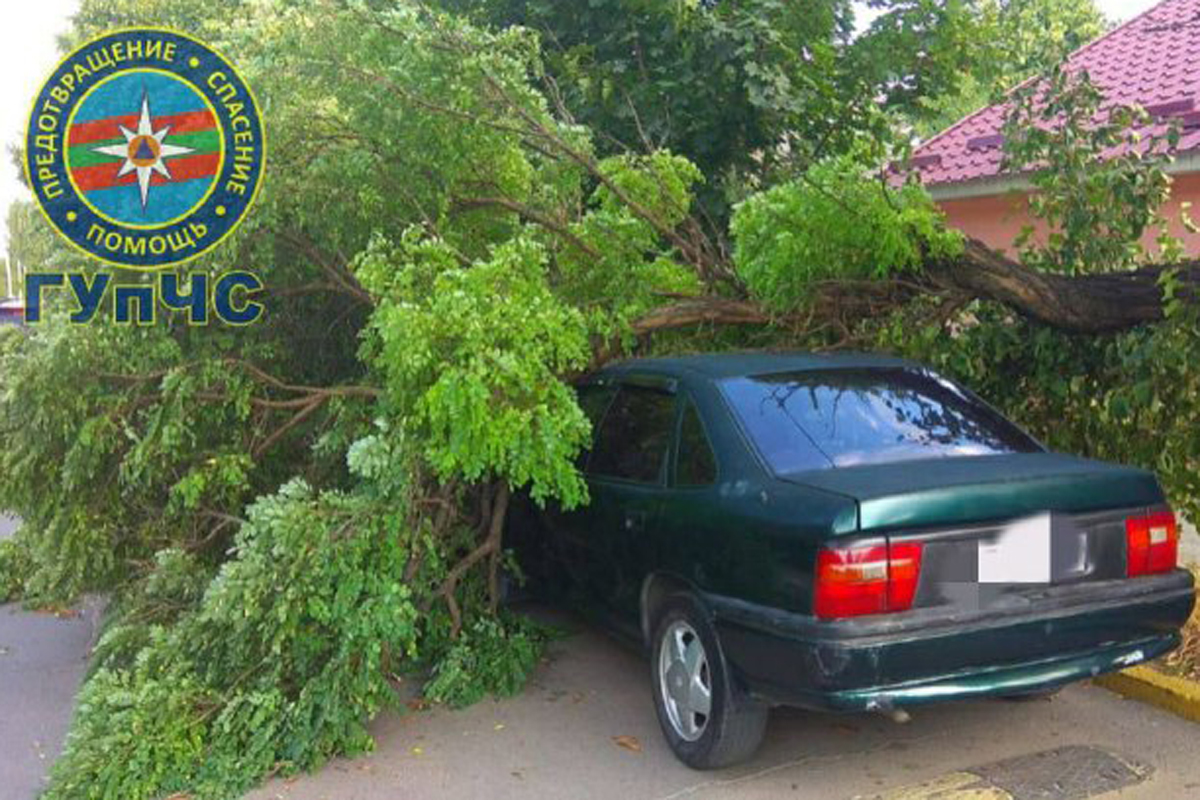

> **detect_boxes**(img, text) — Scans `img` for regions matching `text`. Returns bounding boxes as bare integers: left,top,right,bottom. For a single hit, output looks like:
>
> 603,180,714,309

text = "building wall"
937,180,1200,566
936,172,1200,259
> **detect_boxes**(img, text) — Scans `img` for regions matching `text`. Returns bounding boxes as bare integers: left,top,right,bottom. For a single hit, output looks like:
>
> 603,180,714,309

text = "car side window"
675,399,718,487
574,383,617,469
588,385,675,483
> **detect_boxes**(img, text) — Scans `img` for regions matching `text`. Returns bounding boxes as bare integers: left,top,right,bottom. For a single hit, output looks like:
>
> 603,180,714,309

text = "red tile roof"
911,0,1200,188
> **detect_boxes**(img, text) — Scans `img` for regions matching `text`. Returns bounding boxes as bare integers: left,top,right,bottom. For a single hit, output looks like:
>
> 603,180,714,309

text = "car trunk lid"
787,453,1168,613
781,452,1162,533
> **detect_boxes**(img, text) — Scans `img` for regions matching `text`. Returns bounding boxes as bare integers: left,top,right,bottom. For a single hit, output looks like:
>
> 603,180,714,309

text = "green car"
508,353,1195,769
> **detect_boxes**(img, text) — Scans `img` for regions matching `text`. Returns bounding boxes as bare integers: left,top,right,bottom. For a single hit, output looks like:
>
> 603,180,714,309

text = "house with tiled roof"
910,0,1200,256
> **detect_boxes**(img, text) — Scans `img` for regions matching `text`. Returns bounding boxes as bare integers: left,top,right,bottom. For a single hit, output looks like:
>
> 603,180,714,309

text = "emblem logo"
26,29,265,269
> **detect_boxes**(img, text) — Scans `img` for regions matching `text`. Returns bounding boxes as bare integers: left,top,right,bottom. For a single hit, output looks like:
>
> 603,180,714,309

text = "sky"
1,0,78,258
0,0,1170,262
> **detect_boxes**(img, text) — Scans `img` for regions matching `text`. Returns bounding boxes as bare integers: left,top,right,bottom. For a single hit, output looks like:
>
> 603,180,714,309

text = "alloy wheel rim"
658,620,712,741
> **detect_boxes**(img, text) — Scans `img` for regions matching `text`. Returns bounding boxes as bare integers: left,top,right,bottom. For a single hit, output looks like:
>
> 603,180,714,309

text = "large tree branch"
629,238,1200,338
631,296,768,334
928,239,1200,333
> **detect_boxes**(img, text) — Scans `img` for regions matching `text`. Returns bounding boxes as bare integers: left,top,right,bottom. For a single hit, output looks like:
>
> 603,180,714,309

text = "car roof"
596,351,920,381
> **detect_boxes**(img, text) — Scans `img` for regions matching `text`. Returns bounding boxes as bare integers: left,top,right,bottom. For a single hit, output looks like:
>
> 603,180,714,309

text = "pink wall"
937,172,1200,260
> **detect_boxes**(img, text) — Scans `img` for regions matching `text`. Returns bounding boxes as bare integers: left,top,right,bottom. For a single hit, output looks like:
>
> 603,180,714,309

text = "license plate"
978,512,1052,583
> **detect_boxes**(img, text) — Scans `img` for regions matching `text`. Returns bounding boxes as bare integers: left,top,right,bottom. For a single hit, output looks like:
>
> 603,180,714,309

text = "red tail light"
814,541,923,619
1125,511,1178,577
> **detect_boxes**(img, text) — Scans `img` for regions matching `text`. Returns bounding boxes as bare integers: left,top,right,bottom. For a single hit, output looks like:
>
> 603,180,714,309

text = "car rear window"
720,367,1041,473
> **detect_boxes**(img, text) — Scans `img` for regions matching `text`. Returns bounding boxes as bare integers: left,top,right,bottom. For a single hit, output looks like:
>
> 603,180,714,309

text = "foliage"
848,0,979,115
556,152,706,337
424,615,549,708
46,479,420,800
357,233,593,507
0,311,316,601
0,534,32,602
444,0,983,220
731,154,962,313
977,0,1107,90
1002,65,1180,272
913,0,1108,135
87,548,214,676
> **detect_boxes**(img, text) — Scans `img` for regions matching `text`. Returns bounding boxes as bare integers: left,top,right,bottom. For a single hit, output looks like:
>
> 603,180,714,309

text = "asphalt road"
0,516,101,800
0,599,99,800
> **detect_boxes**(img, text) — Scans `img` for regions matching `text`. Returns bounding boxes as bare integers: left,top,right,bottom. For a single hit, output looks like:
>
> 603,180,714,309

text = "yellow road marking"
870,771,1013,800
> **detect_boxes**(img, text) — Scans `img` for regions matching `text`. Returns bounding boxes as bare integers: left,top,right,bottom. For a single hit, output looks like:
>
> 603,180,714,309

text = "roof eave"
926,173,1031,202
926,148,1200,202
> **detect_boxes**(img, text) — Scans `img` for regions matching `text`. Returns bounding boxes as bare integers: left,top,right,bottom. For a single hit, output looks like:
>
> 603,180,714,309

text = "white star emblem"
92,91,195,210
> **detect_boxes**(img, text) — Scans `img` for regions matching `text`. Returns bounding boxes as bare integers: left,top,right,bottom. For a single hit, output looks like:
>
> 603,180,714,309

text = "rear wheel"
649,594,768,769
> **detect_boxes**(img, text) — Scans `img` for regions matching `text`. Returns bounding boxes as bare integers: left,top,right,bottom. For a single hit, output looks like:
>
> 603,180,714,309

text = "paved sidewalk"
247,611,1200,800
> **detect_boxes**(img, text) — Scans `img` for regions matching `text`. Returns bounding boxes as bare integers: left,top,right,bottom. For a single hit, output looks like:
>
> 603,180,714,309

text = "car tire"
649,593,768,769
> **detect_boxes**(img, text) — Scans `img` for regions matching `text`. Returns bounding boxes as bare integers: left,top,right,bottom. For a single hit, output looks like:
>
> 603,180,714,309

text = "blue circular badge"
25,29,265,270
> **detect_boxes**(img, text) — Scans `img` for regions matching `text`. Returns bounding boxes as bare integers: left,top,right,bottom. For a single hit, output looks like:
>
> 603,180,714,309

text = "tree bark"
630,296,768,335
927,239,1200,333
630,238,1200,337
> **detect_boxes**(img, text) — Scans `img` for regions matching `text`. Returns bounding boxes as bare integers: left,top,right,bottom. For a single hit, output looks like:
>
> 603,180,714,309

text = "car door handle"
624,511,646,532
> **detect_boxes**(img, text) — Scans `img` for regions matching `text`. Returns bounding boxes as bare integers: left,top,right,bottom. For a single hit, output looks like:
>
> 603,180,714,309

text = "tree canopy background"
2,1,1198,798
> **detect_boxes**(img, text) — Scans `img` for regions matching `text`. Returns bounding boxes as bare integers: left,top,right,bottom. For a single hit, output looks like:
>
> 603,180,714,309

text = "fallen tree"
634,237,1200,338
2,2,1197,799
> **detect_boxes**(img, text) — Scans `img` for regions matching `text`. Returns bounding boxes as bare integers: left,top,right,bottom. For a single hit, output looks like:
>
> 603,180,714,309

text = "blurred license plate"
978,513,1051,584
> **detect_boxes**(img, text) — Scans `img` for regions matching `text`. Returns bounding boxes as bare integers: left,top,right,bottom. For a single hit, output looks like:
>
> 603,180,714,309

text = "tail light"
1125,511,1178,577
814,541,923,619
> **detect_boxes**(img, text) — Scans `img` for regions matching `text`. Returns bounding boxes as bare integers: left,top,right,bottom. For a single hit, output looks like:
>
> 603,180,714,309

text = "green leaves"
424,615,549,707
47,482,422,800
1002,65,1179,274
359,232,593,506
731,154,962,314
911,0,1107,135
0,535,33,603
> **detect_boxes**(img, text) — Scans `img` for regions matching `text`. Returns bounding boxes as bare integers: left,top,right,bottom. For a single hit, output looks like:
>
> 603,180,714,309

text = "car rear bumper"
708,569,1195,712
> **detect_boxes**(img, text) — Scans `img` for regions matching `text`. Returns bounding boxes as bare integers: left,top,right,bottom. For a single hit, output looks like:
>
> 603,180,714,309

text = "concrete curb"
1095,665,1200,724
